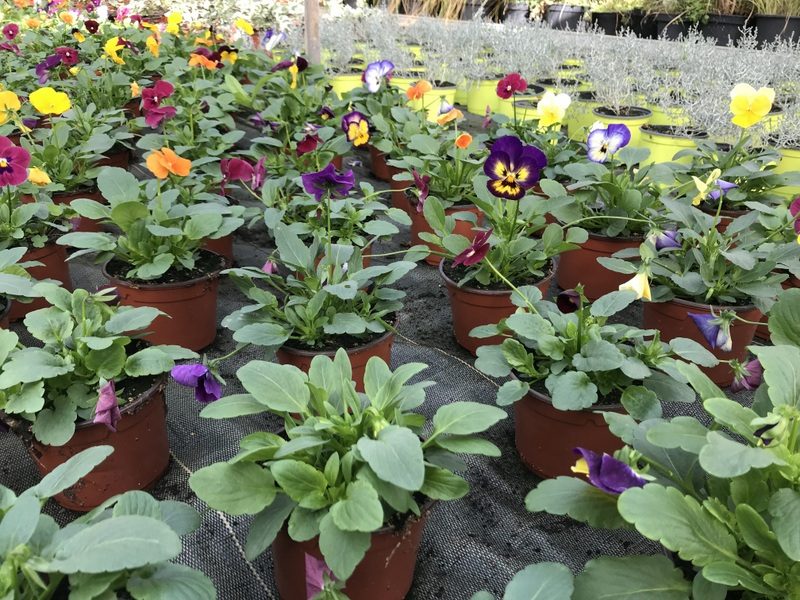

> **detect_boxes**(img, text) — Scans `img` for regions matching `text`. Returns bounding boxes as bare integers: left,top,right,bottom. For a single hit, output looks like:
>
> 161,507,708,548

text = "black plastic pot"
462,0,484,20
504,2,529,23
702,14,746,45
592,12,621,34
754,14,800,45
545,4,585,29
628,9,658,38
655,13,690,39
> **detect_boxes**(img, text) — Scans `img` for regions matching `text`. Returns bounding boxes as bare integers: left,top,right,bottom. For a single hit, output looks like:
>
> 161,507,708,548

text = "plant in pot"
474,284,708,477
421,135,587,354
543,125,675,299
751,0,800,45
543,0,590,29
389,126,488,264
0,283,197,510
0,134,71,321
522,343,800,599
0,446,215,599
189,350,506,600
588,0,645,34
56,163,231,351
0,246,44,326
603,187,790,386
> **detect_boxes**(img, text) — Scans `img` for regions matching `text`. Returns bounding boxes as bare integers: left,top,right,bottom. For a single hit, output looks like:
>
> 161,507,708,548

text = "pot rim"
74,373,167,431
653,296,757,312
698,203,748,218
279,326,395,358
514,373,624,410
586,231,645,243
438,257,554,296
102,251,226,291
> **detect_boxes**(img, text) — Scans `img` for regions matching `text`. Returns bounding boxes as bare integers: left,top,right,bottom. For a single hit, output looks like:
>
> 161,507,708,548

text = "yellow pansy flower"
130,81,141,98
165,11,182,35
619,272,651,301
0,91,21,125
235,18,254,35
73,30,85,43
729,83,775,129
220,50,238,64
25,17,41,28
104,37,125,65
146,35,160,57
29,87,71,115
691,168,722,206
536,91,571,128
28,167,51,185
288,63,299,89
69,66,80,76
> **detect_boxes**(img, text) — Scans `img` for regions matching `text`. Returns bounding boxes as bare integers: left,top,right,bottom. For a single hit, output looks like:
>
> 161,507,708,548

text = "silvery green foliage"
126,0,304,29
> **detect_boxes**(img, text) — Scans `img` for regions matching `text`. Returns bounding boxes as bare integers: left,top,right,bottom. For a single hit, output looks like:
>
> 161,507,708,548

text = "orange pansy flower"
437,107,463,126
406,80,432,101
188,53,218,70
146,148,192,179
455,133,473,149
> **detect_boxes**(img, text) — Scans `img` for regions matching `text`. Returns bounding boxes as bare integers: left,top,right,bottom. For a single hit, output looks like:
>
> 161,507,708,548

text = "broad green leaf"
244,494,296,561
432,401,506,436
435,436,501,457
31,404,76,447
30,446,113,499
189,462,275,515
357,426,424,491
545,372,598,410
750,346,800,408
104,307,162,334
0,494,41,555
574,555,690,600
768,288,800,347
330,480,384,532
590,290,637,317
237,360,310,413
97,167,141,204
699,432,785,477
4,381,45,414
419,466,469,501
675,362,725,401
572,339,625,372
124,348,175,377
768,489,800,560
126,563,216,600
621,385,661,420
199,394,268,419
525,477,627,529
503,562,574,600
318,514,370,580
669,338,718,368
271,460,328,508
646,417,708,454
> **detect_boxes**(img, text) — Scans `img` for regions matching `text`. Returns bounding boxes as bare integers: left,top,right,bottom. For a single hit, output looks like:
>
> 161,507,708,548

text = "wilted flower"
27,167,51,185
556,289,581,313
341,111,369,147
437,107,463,126
406,80,432,101
363,60,394,93
653,229,681,250
438,99,454,115
571,448,647,495
171,364,222,403
484,135,547,199
146,147,191,179
301,163,355,202
587,123,631,163
93,380,121,431
412,169,430,213
453,230,492,267
689,312,733,352
297,133,320,156
482,105,492,129
261,260,277,275
496,73,526,100
729,83,774,129
619,272,651,301
731,359,763,392
0,136,31,187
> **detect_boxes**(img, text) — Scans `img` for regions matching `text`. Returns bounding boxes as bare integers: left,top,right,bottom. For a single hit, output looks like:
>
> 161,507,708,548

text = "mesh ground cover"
0,142,756,599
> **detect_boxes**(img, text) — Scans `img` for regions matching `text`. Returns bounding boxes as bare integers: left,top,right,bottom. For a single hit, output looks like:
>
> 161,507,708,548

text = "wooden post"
305,0,321,64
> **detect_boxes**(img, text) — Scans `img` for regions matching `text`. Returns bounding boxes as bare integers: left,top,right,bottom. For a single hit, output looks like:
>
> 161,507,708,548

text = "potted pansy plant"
57,164,235,351
543,122,675,299
0,284,196,510
474,284,710,477
521,344,800,599
422,135,587,355
190,350,505,600
0,447,215,599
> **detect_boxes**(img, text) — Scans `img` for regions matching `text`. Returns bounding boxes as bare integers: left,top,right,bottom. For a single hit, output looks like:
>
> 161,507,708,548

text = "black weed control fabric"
0,146,755,600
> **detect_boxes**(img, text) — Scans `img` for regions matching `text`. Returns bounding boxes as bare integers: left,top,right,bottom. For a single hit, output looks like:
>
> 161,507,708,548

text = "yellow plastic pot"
455,81,469,105
409,86,458,122
775,145,800,199
567,94,601,141
639,126,703,166
764,106,784,134
406,44,423,60
496,100,540,123
537,78,592,95
591,106,652,148
647,105,690,127
495,84,546,118
391,77,416,93
466,78,502,115
330,73,363,99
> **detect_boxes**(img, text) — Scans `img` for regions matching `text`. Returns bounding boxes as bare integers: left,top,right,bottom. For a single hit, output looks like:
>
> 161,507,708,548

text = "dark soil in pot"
594,105,651,118
641,124,708,138
96,143,132,169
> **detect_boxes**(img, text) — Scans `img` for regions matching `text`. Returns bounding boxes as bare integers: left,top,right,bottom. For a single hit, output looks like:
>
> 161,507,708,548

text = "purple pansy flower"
171,364,223,404
341,110,369,147
654,229,681,250
363,60,394,93
93,380,121,432
0,136,31,187
789,197,800,237
438,99,454,115
689,312,732,352
484,135,547,200
731,359,763,392
144,105,176,128
586,123,631,163
55,46,79,66
708,179,737,201
262,260,277,275
35,54,62,84
301,163,355,202
453,230,492,267
572,447,647,495
412,169,430,213
2,24,19,40
556,289,581,314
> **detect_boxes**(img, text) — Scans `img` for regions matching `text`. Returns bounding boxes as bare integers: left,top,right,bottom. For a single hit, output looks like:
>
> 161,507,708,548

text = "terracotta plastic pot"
556,233,643,300
643,298,762,387
389,174,410,212
440,260,554,355
27,376,169,512
103,255,224,351
273,506,431,600
515,386,623,478
409,204,483,266
368,145,391,182
276,329,394,392
96,145,132,169
202,234,234,265
23,188,105,233
8,243,73,322
756,274,799,341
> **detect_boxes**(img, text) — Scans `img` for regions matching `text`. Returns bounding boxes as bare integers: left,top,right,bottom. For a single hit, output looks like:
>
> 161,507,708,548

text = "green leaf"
503,563,574,600
432,401,506,436
675,362,726,401
420,466,469,501
750,346,800,408
643,372,695,404
669,338,719,368
646,417,708,454
496,379,529,406
590,290,638,317
23,308,74,344
30,446,113,500
97,167,141,204
237,361,310,413
545,372,598,410
0,349,72,388
105,307,162,334
0,494,40,555
767,288,800,346
189,462,276,515
244,494,296,561
199,394,268,419
4,381,45,414
617,484,738,566
44,516,181,574
621,386,661,420
85,344,127,380
31,404,76,447
699,432,784,477
574,555,691,600
110,201,148,230
768,489,800,560
435,436,501,457
700,562,774,594
126,563,216,600
274,224,310,268
475,345,512,377
318,513,371,580
271,460,328,508
525,477,627,529
357,426,425,491
124,348,176,377
505,312,554,339
330,480,384,532
572,339,626,372
232,322,291,347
